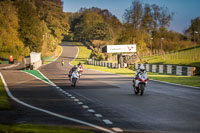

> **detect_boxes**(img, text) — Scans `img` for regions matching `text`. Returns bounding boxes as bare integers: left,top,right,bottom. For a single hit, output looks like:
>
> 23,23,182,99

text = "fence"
87,59,196,76
135,63,196,76
87,59,120,69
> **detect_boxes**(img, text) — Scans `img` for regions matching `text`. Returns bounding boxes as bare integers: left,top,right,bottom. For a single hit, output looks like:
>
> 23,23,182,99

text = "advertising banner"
107,44,136,53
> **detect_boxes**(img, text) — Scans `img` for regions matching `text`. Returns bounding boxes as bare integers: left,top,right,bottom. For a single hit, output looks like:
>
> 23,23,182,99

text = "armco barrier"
135,63,195,76
87,59,196,76
87,59,119,69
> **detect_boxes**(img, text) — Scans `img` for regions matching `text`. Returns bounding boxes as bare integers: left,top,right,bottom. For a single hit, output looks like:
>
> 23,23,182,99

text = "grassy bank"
42,45,62,64
142,46,200,67
69,42,200,88
0,78,10,110
0,124,93,133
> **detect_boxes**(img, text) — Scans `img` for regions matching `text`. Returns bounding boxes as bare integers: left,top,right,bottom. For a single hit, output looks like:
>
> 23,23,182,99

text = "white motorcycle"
71,71,79,87
133,72,148,96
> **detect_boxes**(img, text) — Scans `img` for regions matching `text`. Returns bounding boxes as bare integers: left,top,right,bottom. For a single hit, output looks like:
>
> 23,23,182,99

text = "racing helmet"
139,64,145,72
74,65,78,69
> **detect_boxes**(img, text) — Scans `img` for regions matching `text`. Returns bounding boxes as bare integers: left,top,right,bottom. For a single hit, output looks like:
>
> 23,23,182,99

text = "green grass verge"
43,45,62,64
0,124,93,133
142,46,200,67
68,41,200,88
0,78,10,110
23,70,50,84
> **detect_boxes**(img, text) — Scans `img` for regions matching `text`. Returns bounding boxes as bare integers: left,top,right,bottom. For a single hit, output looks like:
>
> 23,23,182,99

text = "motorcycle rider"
68,65,78,79
61,59,64,66
77,62,83,68
132,64,147,87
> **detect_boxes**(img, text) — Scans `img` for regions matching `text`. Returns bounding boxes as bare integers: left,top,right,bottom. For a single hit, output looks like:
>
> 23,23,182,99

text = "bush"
195,67,200,75
129,64,135,70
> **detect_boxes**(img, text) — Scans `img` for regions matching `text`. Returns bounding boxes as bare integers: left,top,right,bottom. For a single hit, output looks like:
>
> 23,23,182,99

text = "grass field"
0,124,93,133
69,42,200,88
142,45,200,67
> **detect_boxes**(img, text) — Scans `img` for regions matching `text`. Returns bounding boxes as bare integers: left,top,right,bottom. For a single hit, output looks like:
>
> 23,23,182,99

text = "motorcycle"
70,71,79,87
133,72,148,96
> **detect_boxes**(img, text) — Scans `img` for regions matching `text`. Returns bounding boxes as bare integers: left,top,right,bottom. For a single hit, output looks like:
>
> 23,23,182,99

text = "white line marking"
69,46,79,66
0,63,20,70
82,105,89,109
37,70,56,87
103,119,113,125
64,92,69,95
95,114,103,118
22,71,51,85
86,68,200,89
74,99,79,102
71,97,76,99
67,94,72,97
150,79,200,89
0,72,116,133
88,109,95,113
77,102,83,105
112,128,123,132
56,86,60,89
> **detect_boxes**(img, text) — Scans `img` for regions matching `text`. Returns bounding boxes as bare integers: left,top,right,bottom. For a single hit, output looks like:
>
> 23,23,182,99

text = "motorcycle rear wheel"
72,78,77,87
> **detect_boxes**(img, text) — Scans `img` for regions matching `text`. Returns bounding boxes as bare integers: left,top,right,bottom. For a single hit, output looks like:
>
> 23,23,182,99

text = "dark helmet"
73,65,78,69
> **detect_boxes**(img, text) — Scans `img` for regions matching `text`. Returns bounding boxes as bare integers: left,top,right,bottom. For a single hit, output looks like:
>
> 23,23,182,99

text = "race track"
1,42,200,133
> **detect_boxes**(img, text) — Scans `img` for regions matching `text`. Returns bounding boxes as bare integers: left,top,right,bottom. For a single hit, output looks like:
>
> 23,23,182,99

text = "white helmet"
139,64,145,71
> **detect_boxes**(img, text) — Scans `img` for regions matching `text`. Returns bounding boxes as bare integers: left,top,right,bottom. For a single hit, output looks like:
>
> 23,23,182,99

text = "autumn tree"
36,0,70,52
16,0,44,52
0,0,24,58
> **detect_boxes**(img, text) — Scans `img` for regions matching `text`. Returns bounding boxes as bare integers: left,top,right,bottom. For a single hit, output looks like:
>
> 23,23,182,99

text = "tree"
151,4,160,31
141,3,154,32
123,0,143,30
0,0,24,57
158,6,174,28
16,0,43,52
90,22,112,41
185,17,200,43
72,11,105,41
36,0,70,52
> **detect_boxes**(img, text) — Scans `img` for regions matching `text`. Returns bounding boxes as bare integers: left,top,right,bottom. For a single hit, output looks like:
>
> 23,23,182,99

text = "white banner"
107,44,136,53
30,52,41,63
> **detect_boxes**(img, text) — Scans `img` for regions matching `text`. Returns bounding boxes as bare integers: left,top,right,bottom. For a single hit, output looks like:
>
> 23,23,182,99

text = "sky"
63,0,200,33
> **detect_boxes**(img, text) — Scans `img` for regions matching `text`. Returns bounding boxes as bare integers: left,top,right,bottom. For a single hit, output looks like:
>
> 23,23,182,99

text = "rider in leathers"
68,65,78,78
132,64,147,87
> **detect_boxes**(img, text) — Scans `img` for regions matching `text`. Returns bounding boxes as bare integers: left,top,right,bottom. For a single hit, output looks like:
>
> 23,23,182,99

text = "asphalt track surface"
1,42,200,133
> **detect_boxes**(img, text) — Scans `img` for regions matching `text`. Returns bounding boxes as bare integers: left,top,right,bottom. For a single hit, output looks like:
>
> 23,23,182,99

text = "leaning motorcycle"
133,72,148,96
71,71,79,87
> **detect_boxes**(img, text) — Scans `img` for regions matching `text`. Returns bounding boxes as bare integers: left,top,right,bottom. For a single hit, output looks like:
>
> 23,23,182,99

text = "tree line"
0,0,199,61
0,0,69,59
67,0,199,59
